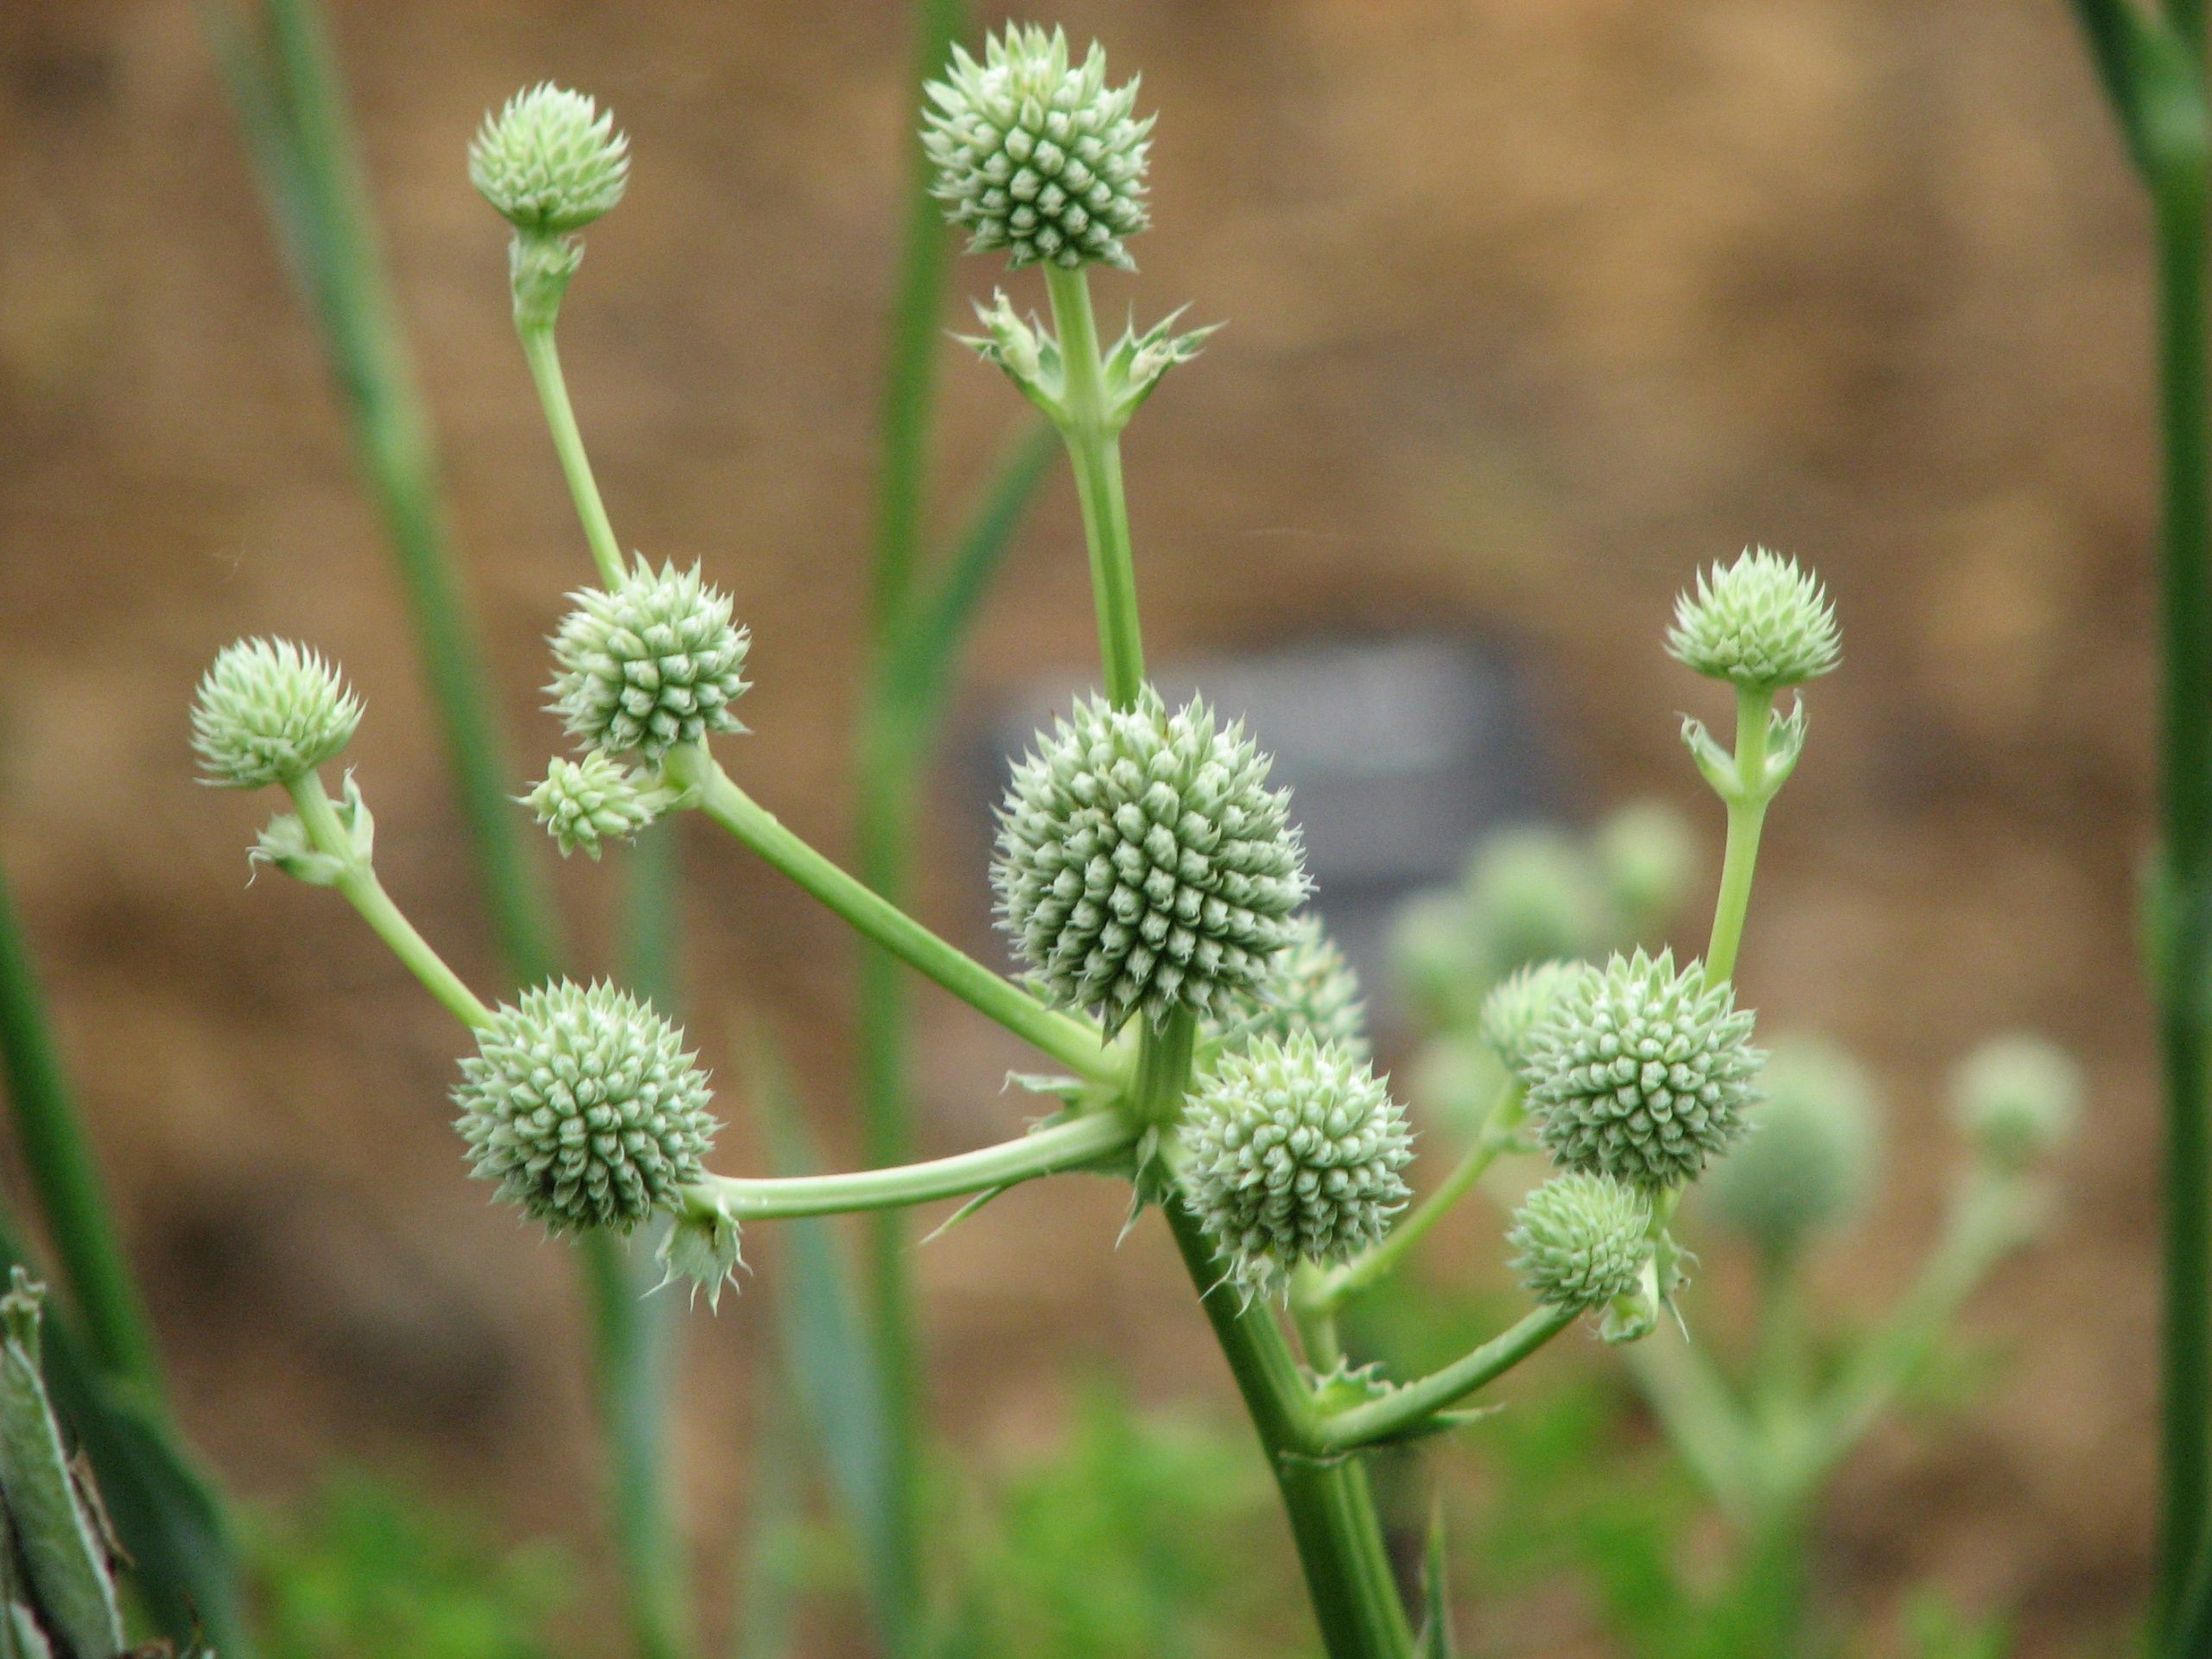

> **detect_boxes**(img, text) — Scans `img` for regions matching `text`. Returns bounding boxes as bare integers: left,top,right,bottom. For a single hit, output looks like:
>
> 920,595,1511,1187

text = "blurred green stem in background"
207,5,693,1656
2063,3,2212,1643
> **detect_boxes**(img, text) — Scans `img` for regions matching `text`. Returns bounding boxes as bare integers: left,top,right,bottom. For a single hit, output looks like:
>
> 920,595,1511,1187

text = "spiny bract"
1516,948,1762,1191
1508,1172,1652,1313
994,689,1309,1033
454,981,717,1234
1478,960,1580,1075
1667,547,1840,691
1180,1033,1414,1300
1235,914,1370,1060
527,750,667,859
922,25,1152,270
549,558,750,762
468,83,630,233
1704,1036,1880,1259
191,637,362,790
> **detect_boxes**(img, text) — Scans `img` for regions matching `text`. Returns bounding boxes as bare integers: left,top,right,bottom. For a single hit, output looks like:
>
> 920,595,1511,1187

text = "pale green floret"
191,637,362,789
1180,1033,1414,1301
1952,1033,2082,1171
454,981,718,1235
1478,960,1580,1074
1705,1035,1880,1259
922,24,1153,270
527,751,671,859
549,557,750,762
468,83,630,233
1517,949,1763,1192
1236,914,1370,1060
993,689,1309,1033
657,1198,744,1312
1667,547,1840,690
1508,1172,1653,1313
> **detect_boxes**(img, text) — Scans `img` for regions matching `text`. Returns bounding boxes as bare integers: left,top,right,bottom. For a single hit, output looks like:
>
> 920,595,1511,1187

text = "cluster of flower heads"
993,689,1310,1034
923,25,1153,270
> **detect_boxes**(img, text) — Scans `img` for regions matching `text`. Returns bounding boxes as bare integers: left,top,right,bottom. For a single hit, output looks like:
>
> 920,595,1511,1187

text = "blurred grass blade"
730,1349,804,1659
1411,1498,1453,1659
743,1034,905,1649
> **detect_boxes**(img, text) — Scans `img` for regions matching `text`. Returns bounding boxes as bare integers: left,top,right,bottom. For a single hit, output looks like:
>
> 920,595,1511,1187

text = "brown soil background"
0,2,2171,1654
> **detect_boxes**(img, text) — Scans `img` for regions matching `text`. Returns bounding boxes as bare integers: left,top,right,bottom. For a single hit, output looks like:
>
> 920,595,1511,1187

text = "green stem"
692,1110,1134,1220
673,752,1120,1084
1042,264,1146,705
518,315,627,590
1313,1306,1576,1454
1704,685,1773,985
1625,1332,1762,1528
288,773,493,1029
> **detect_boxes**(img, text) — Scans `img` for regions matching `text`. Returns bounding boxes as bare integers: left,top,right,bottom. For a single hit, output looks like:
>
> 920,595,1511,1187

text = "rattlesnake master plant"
1668,546,1840,692
549,558,751,761
1508,1171,1653,1315
1180,1033,1414,1300
191,637,361,790
1952,1034,2083,1172
1703,1036,1879,1261
1236,914,1370,1058
923,24,1153,270
1478,959,1578,1075
454,980,718,1235
993,689,1309,1033
1516,948,1763,1192
525,751,675,860
468,83,630,234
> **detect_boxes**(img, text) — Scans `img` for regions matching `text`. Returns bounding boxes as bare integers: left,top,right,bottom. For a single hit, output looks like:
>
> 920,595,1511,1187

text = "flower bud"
658,1196,744,1312
1478,960,1580,1074
1508,1171,1653,1313
993,689,1309,1033
1517,949,1762,1192
549,558,751,762
1237,914,1369,1060
1667,547,1840,691
1704,1035,1880,1259
1952,1034,2082,1171
468,84,629,234
526,751,673,859
454,980,718,1235
1596,800,1697,932
922,25,1153,270
192,637,362,790
1180,1033,1414,1300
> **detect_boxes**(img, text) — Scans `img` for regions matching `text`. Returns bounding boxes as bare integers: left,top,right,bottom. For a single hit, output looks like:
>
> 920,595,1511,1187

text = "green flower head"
994,689,1309,1033
469,83,630,234
191,637,362,790
923,25,1153,270
1181,1033,1414,1301
526,751,672,860
549,558,750,762
1234,914,1370,1060
1478,960,1580,1075
1704,1036,1880,1259
1517,949,1763,1191
1952,1034,2082,1171
1508,1172,1653,1313
454,981,718,1235
1667,547,1840,691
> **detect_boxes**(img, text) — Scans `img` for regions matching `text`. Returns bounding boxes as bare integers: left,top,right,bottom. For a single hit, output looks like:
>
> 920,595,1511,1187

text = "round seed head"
1518,949,1763,1191
922,25,1153,270
1704,1036,1880,1259
1952,1034,2082,1171
526,751,666,859
191,637,362,790
549,558,750,762
1668,547,1840,691
468,83,630,233
1478,960,1580,1074
454,980,717,1235
1237,914,1370,1060
1180,1033,1414,1300
1509,1172,1653,1313
994,690,1309,1033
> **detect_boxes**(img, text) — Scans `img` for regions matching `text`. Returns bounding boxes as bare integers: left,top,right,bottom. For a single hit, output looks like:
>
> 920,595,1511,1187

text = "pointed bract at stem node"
960,289,1217,431
658,1191,745,1312
252,769,375,887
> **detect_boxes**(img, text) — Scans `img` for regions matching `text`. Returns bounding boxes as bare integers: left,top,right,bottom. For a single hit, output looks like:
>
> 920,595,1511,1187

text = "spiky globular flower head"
1236,914,1369,1059
549,559,750,762
1668,547,1840,691
1517,949,1763,1191
1478,960,1581,1074
1952,1034,2082,1171
1704,1036,1880,1259
994,690,1309,1033
469,84,630,233
191,638,362,789
1509,1172,1653,1313
1180,1033,1414,1300
526,751,669,859
454,981,717,1235
922,25,1152,270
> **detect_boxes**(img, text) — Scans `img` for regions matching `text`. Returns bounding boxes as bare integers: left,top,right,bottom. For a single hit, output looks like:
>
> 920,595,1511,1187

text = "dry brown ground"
0,2,2172,1654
